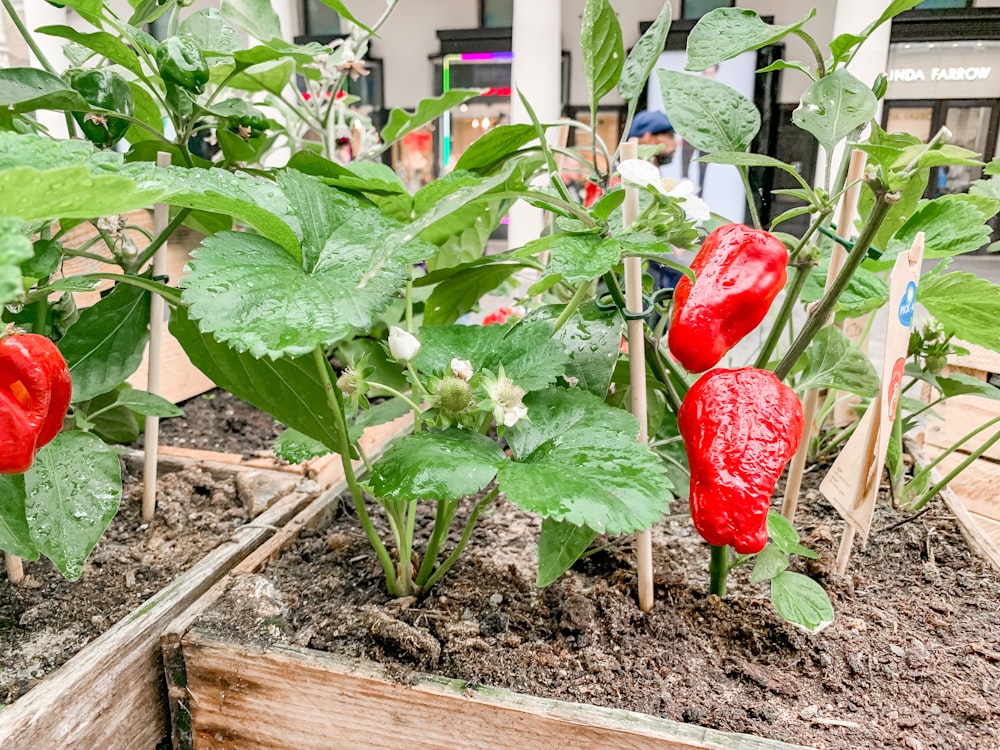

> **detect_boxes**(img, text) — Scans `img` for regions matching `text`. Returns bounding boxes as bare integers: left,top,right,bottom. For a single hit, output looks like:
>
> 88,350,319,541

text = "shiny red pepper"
678,367,803,554
668,224,788,374
0,334,72,474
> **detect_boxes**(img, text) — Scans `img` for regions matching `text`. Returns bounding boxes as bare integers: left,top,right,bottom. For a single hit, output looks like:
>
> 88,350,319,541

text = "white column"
814,0,892,188
508,0,562,250
17,0,69,137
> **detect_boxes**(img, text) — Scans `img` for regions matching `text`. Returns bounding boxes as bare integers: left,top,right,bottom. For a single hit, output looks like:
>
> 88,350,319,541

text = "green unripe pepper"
229,107,269,140
155,36,209,94
67,69,134,148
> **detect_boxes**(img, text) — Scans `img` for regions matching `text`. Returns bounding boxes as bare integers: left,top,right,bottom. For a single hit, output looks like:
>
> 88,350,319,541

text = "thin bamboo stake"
781,150,867,522
5,552,24,584
142,152,171,522
621,141,654,612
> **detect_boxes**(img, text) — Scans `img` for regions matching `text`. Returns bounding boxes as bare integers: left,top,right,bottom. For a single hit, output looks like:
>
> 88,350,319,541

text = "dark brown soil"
144,389,281,456
0,462,247,705
201,466,1000,750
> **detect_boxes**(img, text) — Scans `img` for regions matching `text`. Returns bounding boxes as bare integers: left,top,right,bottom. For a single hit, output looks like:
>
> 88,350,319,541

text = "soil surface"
0,462,247,706
200,466,1000,750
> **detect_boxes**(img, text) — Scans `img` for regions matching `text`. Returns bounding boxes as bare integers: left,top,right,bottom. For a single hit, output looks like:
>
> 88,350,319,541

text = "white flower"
618,158,711,222
450,358,474,382
388,326,420,362
485,370,528,428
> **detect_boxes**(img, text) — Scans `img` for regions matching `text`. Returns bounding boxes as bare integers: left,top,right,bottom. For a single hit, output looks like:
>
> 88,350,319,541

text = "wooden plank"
180,629,809,750
923,450,1000,522
0,490,317,750
970,513,1000,550
923,395,1000,463
947,341,1000,376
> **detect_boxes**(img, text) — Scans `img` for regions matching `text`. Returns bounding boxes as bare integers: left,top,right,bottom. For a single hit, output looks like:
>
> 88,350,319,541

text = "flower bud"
336,367,368,397
450,358,473,382
388,326,420,362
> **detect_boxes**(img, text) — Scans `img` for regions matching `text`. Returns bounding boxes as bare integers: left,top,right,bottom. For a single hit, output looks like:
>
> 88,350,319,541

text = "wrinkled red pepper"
668,224,788,373
0,334,72,474
678,367,803,554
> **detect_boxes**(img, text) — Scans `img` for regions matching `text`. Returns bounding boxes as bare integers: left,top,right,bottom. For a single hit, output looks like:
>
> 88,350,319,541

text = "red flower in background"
483,307,515,325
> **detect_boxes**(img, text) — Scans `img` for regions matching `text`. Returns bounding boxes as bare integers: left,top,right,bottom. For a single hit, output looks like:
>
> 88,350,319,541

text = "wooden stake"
620,141,654,612
5,552,24,585
142,152,171,522
780,150,867,523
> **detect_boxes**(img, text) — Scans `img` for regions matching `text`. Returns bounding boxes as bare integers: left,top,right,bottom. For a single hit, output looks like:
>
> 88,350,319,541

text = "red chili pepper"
668,224,787,373
678,367,803,554
0,333,72,474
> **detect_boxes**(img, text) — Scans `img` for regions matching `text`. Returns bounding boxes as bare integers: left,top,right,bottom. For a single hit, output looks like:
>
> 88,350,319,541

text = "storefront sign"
888,66,992,82
886,41,1000,99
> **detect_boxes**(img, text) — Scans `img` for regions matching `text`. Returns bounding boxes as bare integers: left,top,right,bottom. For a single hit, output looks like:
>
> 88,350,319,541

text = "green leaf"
178,8,243,54
415,320,568,392
531,234,622,284
794,327,880,398
77,387,140,444
312,0,373,34
210,57,296,95
697,151,815,196
791,543,819,560
115,387,184,417
829,33,868,65
920,271,1000,352
802,257,889,321
37,26,143,76
499,387,671,535
348,397,411,442
686,8,815,72
285,152,413,222
0,474,38,560
170,306,347,451
581,0,624,106
127,0,169,26
529,302,623,398
859,0,924,38
0,68,87,113
454,124,539,174
367,429,506,502
893,143,983,171
221,0,283,42
25,431,122,581
891,196,992,260
750,544,789,585
536,518,596,587
933,372,1000,401
618,3,670,101
381,90,482,146
0,216,31,306
766,510,801,555
770,571,835,633
792,69,876,150
59,281,151,402
124,80,163,144
424,264,519,327
181,183,436,358
273,428,329,464
657,69,760,153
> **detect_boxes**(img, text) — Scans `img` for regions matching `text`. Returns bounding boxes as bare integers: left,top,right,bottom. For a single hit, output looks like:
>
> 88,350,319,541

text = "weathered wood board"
923,396,1000,464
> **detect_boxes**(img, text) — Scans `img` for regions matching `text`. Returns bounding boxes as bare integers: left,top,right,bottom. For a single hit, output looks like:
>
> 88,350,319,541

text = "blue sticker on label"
898,280,917,327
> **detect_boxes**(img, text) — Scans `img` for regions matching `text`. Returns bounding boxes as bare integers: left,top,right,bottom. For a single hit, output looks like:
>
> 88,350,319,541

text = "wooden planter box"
162,487,811,750
0,416,410,750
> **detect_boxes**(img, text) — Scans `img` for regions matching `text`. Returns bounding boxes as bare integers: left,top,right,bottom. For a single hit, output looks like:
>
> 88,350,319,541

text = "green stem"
910,419,1000,511
774,190,895,381
366,382,422,414
136,209,191,272
414,498,458,586
643,336,684,413
313,346,398,595
739,167,762,230
551,280,592,334
421,486,499,591
793,28,827,80
710,544,729,598
396,498,418,595
754,257,813,369
787,208,832,265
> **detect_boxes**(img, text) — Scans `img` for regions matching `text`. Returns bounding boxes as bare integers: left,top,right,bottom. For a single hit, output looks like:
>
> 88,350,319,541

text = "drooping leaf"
114,388,184,417
0,68,88,113
37,25,144,76
0,474,38,560
367,429,506,502
59,281,151,402
794,327,880,397
536,518,596,587
919,271,1000,352
499,387,671,535
792,69,876,150
770,570,835,633
170,306,347,451
273,428,329,464
658,69,760,153
618,2,670,101
581,0,625,107
178,8,243,54
381,90,483,146
221,0,283,42
25,431,122,581
750,544,789,585
697,151,816,196
686,8,815,72
0,215,31,306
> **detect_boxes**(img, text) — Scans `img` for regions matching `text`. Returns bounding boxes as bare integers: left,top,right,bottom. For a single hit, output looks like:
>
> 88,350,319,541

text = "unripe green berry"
436,376,473,417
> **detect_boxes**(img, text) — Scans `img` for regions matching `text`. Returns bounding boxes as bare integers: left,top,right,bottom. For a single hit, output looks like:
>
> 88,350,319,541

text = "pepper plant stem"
709,544,729,598
754,258,813,370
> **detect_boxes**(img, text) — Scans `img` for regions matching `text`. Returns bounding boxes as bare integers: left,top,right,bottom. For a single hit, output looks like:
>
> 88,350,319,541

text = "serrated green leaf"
170,306,347,451
367,429,506,502
766,510,801,554
750,544,789,585
499,388,670,535
37,25,143,76
792,69,876,150
221,0,283,42
686,8,815,72
539,234,623,284
581,0,624,106
455,124,539,173
771,571,834,632
381,90,482,146
424,264,519,327
0,216,31,306
658,69,760,154
890,196,992,260
794,327,879,397
115,388,184,417
286,151,413,222
0,474,38,560
536,518,596,587
619,3,670,101
920,271,1000,351
25,431,122,580
415,320,568,392
59,281,151,402
528,302,622,398
178,8,243,54
273,428,329,464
